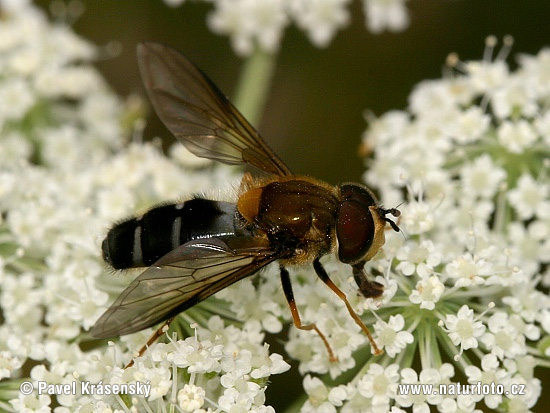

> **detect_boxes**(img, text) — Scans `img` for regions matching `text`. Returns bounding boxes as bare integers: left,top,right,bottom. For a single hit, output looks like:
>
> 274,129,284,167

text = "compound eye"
336,200,374,264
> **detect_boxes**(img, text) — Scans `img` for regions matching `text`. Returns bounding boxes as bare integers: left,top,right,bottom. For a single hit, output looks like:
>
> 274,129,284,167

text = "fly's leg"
125,317,174,368
352,261,384,298
280,265,338,363
313,258,383,356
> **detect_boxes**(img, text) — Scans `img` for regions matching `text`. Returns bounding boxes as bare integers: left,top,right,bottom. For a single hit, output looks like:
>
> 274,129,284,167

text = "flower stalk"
234,48,278,127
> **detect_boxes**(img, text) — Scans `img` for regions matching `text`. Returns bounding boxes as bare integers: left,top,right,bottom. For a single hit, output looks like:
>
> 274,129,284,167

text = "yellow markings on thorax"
237,186,263,224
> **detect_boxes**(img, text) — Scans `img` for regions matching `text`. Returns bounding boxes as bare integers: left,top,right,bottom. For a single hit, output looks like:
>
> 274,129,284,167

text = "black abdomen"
102,198,241,269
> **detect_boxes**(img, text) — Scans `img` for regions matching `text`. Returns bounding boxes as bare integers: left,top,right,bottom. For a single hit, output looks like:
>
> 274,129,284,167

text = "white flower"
464,59,509,94
178,384,206,411
357,363,400,409
10,394,52,413
362,110,409,147
459,154,506,200
365,274,398,308
363,0,409,34
252,350,290,378
408,79,461,116
505,374,541,411
68,286,109,330
509,313,540,341
218,383,266,411
508,173,550,220
464,354,509,408
168,336,223,373
445,253,492,287
281,263,370,378
218,276,285,334
438,396,480,413
481,312,526,360
442,305,486,351
396,366,451,410
208,0,288,55
518,48,550,97
95,185,136,220
1,273,41,310
0,132,33,167
400,200,435,235
290,0,351,47
359,38,550,413
507,221,550,277
35,66,104,99
0,351,22,380
0,77,35,121
408,275,444,310
395,240,441,277
80,92,124,141
491,77,538,119
453,106,491,144
302,375,343,412
126,361,172,401
503,286,549,323
373,315,413,357
497,119,538,154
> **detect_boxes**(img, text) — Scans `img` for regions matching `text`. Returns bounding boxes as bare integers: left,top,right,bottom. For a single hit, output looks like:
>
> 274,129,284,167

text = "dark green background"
36,1,550,186
35,0,550,410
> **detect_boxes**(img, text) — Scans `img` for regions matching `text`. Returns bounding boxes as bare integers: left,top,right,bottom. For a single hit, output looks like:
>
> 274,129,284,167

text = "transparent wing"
90,237,278,338
137,42,292,176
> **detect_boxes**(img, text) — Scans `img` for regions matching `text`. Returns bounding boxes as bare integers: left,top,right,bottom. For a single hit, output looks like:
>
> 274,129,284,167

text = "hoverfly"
90,43,400,363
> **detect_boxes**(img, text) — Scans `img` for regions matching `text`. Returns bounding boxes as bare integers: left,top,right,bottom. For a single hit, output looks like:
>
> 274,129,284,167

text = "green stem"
233,49,277,127
492,187,509,234
428,323,442,367
535,357,550,369
422,323,431,369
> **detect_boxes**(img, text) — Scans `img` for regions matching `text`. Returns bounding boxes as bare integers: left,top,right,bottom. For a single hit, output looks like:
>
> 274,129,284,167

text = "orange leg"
125,317,174,368
280,265,338,363
313,258,383,356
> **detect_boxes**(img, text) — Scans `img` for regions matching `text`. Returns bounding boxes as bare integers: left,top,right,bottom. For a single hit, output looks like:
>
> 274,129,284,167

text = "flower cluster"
3,0,550,411
0,3,123,171
0,3,288,411
105,317,290,412
163,0,410,55
291,37,550,412
220,38,550,413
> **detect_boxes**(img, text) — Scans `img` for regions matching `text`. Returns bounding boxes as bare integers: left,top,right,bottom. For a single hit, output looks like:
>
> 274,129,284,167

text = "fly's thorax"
236,186,263,224
237,176,340,262
237,176,338,223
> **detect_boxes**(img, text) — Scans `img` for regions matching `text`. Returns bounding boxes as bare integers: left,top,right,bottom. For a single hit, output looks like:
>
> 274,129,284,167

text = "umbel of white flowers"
165,0,411,54
0,3,291,412
1,0,550,411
